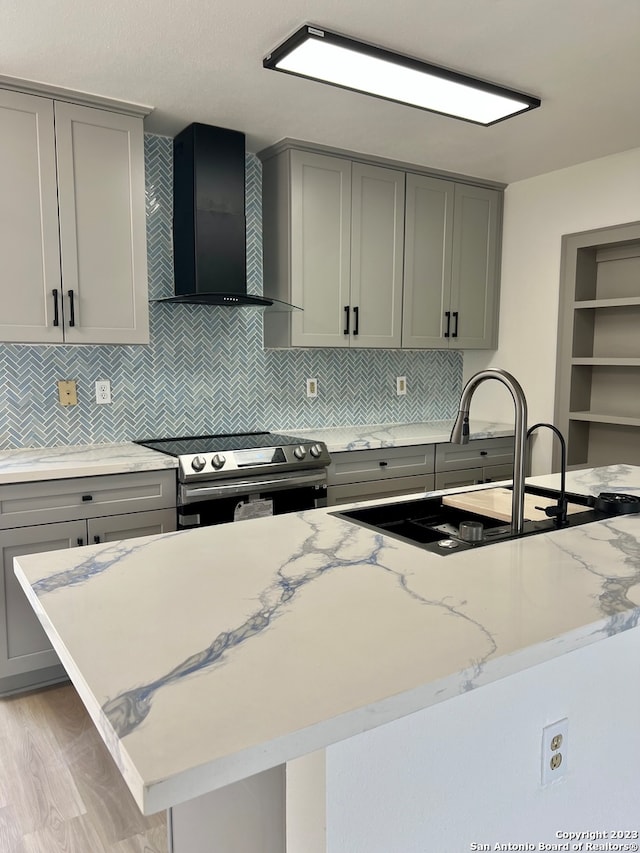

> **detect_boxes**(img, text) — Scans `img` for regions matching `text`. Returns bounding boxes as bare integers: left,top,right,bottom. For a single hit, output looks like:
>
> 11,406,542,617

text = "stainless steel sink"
332,485,604,555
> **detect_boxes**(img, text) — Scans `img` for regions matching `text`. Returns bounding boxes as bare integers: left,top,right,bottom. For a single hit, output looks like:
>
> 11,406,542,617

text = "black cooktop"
135,431,310,457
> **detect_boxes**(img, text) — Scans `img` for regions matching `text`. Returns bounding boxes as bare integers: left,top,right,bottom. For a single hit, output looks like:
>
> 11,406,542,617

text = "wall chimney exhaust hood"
157,122,298,310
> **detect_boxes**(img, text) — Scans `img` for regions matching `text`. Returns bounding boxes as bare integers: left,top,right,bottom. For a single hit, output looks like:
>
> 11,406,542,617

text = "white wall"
325,626,640,852
464,146,640,474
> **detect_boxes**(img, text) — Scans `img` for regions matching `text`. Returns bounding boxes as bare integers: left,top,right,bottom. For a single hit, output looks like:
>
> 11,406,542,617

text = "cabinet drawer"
0,470,176,530
435,437,514,472
328,474,435,507
327,445,435,486
482,463,513,483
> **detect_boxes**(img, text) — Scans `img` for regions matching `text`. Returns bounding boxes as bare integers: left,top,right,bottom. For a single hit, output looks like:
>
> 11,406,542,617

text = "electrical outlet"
95,380,112,405
306,378,318,398
57,380,78,406
541,718,568,785
396,376,407,396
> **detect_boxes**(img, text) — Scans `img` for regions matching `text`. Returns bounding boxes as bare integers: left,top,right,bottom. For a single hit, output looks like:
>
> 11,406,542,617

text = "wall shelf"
569,412,640,427
555,222,640,469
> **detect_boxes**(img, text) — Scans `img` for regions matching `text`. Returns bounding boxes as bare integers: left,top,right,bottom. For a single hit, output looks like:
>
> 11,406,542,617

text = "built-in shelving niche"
555,225,640,470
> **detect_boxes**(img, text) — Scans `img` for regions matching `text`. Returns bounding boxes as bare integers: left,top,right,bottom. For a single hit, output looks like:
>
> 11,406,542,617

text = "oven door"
178,470,327,529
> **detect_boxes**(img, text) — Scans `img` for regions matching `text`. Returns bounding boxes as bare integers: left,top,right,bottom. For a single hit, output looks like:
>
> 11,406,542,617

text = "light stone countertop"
0,421,512,485
281,419,513,452
13,463,640,815
0,442,178,485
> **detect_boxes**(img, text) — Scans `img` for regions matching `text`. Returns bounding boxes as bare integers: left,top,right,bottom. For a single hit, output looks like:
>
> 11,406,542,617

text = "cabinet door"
0,90,63,343
54,102,149,344
402,174,454,349
449,184,500,349
350,164,405,348
0,521,85,689
88,509,177,543
290,150,352,347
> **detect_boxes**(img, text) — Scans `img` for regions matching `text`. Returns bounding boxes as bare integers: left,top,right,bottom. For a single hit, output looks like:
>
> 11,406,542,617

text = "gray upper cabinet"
402,174,454,348
402,175,501,349
0,89,149,345
262,148,404,348
449,183,500,349
350,163,405,348
261,141,502,350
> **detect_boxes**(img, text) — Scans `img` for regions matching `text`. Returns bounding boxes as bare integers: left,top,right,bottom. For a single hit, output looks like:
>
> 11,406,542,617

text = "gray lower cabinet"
327,437,515,507
0,470,176,696
434,437,515,490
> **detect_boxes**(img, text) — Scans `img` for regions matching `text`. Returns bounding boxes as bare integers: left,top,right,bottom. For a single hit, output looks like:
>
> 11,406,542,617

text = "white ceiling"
3,0,640,183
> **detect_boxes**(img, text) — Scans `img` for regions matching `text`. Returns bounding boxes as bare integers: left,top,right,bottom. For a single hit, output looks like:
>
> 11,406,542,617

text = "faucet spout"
449,368,528,536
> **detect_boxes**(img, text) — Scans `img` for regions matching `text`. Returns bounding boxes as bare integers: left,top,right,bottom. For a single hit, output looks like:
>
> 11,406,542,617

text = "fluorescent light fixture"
264,25,540,126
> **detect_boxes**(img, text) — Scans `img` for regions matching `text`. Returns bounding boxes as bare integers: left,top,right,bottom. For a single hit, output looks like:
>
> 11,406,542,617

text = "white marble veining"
0,442,178,485
13,463,640,815
284,420,513,452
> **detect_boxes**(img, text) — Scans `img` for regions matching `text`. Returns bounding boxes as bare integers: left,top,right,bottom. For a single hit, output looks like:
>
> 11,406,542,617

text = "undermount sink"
332,485,606,556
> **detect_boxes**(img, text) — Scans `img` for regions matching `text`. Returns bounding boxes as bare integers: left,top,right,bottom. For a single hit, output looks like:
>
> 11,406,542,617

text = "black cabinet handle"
379,460,388,467
77,537,84,546
480,451,488,457
344,305,350,335
52,289,60,327
444,311,451,338
353,306,359,336
452,311,459,338
93,535,101,544
68,289,76,326
82,494,93,502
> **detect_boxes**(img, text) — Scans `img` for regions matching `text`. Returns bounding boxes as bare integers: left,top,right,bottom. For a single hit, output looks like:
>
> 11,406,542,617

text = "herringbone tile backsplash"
0,134,462,450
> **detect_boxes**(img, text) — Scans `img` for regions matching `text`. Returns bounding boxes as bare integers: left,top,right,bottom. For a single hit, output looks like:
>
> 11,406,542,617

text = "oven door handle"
180,470,328,503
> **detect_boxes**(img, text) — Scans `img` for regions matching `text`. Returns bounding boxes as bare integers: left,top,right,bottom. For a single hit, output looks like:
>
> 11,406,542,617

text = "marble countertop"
0,421,511,484
282,420,513,452
14,464,640,815
0,442,178,485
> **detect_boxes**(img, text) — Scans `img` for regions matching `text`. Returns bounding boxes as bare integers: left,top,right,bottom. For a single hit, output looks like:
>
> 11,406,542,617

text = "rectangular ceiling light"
264,25,541,126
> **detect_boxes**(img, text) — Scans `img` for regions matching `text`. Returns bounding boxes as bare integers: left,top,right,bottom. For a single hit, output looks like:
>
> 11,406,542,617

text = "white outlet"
396,376,407,396
95,380,112,405
541,717,568,785
306,378,318,398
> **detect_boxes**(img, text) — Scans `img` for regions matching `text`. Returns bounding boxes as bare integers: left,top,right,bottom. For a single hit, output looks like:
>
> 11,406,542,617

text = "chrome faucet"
450,368,528,536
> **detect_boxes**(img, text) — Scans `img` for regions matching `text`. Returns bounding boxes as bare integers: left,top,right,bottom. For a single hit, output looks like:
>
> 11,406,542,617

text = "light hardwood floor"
0,683,168,853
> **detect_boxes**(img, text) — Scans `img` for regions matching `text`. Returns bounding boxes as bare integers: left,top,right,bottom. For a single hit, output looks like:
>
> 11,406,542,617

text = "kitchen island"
13,464,640,852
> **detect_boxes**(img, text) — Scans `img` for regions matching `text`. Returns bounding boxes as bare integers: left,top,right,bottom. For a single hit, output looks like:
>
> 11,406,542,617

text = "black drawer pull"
480,451,488,456
444,311,451,338
77,537,84,546
353,306,359,335
379,461,388,467
344,305,350,335
452,311,459,338
94,535,101,544
82,494,93,502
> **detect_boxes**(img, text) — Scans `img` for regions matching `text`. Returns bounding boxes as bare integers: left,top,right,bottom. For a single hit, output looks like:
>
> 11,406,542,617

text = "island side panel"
169,766,285,853
324,626,640,852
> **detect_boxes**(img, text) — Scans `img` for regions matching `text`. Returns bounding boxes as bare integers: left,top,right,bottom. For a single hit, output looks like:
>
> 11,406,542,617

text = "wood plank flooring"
0,683,168,853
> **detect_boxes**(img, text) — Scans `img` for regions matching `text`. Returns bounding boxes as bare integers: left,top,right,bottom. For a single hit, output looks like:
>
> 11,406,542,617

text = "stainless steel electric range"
135,432,331,529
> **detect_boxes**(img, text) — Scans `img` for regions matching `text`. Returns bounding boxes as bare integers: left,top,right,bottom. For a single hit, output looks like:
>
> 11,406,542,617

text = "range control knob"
211,453,226,470
293,445,307,460
309,443,323,458
191,455,207,472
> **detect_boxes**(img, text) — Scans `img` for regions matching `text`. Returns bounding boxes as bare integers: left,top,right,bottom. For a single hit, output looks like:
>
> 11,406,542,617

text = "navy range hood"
159,122,294,308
